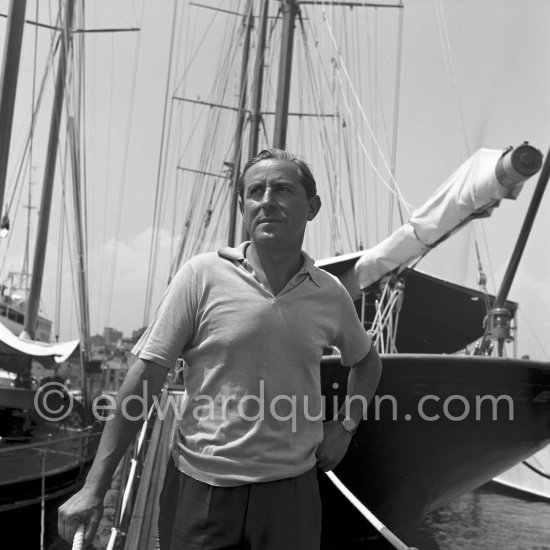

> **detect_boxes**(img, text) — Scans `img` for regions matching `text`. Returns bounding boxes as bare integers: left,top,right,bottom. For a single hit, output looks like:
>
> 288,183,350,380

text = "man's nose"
260,187,276,207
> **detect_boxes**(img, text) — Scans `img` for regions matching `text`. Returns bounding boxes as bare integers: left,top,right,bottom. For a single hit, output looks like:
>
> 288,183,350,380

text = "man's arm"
316,345,382,471
58,358,168,546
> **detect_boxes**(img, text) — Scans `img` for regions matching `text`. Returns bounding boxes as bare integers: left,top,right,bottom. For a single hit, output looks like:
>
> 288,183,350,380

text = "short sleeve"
334,284,372,366
131,260,199,369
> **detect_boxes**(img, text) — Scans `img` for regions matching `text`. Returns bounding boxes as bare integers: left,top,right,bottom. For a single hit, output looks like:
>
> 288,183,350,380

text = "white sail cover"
354,148,526,290
0,321,79,362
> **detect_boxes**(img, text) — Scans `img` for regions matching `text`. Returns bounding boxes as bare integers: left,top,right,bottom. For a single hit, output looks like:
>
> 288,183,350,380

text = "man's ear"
307,195,322,221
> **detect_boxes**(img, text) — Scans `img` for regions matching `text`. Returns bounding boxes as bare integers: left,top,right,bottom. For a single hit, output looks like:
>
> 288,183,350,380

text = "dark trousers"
158,458,321,550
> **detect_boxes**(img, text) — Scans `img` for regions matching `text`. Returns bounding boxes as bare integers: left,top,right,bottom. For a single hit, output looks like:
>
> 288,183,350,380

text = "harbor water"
409,483,549,550
330,483,550,550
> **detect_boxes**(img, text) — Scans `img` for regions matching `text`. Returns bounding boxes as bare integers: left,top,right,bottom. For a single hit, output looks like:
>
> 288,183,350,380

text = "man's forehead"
244,159,300,181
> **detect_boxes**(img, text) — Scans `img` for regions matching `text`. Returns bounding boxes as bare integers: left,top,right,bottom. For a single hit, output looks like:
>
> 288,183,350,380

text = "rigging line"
333,10,346,252
302,5,349,250
389,1,404,227
320,7,412,215
99,33,116,331
295,23,337,252
70,2,93,346
1,3,62,277
153,1,240,297
474,240,492,314
74,1,88,260
342,126,360,249
260,6,283,142
328,18,356,256
143,0,180,325
4,13,61,216
349,9,364,247
313,4,404,222
517,307,550,361
522,458,550,480
55,181,66,341
190,181,228,257
44,136,71,336
330,55,412,216
370,8,380,245
102,0,137,30
432,0,469,158
105,0,146,328
81,2,99,315
169,3,191,269
142,0,183,326
479,220,496,294
173,1,225,95
28,0,40,262
0,167,27,281
298,11,344,249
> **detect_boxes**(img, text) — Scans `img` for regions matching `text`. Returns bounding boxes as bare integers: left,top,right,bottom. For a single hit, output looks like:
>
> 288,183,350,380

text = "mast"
24,0,76,339
21,180,35,290
0,0,27,218
477,144,547,356
228,0,254,247
68,117,91,353
248,0,269,159
492,146,547,309
273,0,299,149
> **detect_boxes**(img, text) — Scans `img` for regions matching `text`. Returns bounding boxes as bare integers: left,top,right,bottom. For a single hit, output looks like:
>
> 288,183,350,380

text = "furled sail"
351,145,542,292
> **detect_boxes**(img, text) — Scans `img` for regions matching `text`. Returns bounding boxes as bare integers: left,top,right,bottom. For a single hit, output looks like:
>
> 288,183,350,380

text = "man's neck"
246,241,303,295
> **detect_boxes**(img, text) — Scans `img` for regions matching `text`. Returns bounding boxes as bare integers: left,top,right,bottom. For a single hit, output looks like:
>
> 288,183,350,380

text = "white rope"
320,8,413,216
324,471,418,550
72,524,85,550
432,0,470,159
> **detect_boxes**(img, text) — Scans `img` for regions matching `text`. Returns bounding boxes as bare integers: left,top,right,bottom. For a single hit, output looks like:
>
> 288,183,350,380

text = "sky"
0,0,548,360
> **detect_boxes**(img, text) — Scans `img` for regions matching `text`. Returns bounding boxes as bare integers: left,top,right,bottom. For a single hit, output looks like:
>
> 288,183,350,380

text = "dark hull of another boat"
0,418,99,547
319,354,550,543
0,457,95,548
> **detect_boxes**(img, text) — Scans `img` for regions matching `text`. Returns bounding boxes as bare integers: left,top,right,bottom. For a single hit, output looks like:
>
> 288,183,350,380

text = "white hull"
493,446,550,500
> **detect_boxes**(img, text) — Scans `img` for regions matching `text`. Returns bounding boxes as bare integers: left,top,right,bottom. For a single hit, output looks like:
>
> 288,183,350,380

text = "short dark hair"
237,149,318,199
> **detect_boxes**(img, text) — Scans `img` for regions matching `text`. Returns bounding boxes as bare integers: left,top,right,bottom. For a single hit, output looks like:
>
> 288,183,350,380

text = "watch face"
342,417,356,432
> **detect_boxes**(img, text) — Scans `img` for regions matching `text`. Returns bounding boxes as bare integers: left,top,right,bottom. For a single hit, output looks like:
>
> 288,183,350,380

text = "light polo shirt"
132,242,371,486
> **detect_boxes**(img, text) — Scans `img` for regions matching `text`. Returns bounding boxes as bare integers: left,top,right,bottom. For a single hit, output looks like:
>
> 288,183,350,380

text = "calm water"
334,483,550,550
408,484,549,550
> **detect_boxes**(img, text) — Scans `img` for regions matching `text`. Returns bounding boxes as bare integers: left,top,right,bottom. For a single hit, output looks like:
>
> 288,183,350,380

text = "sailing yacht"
130,0,550,539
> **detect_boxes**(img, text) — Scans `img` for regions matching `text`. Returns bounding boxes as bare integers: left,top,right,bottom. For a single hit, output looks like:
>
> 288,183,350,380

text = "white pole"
324,471,419,550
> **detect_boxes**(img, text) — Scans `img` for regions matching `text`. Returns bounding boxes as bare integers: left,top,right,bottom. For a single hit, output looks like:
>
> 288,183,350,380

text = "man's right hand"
57,359,168,546
58,487,104,547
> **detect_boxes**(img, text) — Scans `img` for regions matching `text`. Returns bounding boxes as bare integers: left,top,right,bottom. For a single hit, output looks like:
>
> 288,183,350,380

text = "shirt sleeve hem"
130,348,176,370
339,336,372,367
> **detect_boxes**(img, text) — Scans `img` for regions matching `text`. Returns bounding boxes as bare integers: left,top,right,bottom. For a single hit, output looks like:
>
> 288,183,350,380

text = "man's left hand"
315,419,352,471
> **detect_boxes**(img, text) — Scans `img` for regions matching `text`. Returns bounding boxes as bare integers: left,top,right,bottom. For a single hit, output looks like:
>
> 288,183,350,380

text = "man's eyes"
248,186,291,196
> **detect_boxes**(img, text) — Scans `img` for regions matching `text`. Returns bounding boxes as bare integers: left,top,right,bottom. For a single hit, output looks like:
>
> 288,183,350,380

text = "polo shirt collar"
218,241,321,287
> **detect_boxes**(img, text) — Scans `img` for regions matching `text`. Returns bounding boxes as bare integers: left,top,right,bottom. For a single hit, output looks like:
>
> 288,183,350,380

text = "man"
58,149,382,549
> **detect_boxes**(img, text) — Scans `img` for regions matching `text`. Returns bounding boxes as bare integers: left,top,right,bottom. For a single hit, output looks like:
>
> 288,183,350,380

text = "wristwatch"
337,414,358,437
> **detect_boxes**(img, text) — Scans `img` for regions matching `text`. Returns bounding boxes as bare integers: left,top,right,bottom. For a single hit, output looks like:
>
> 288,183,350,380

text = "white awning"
0,321,79,363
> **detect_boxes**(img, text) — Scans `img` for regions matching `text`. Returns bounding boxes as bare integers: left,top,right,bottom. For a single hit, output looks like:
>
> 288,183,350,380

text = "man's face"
239,159,321,247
